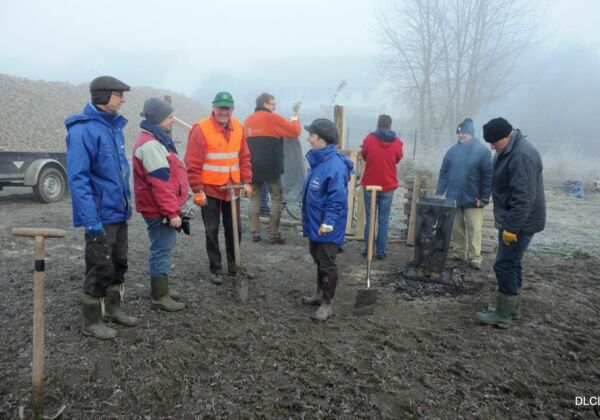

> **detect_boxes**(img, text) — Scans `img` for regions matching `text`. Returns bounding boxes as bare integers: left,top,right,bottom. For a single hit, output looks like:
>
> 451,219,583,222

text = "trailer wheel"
33,167,66,203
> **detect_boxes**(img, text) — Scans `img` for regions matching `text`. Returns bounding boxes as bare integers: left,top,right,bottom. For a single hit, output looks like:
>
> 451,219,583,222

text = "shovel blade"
233,275,248,303
354,288,378,315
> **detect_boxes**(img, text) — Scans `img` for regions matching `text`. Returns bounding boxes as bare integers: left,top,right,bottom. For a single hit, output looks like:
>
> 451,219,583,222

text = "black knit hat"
483,118,513,143
456,118,474,136
89,75,130,105
304,118,339,144
140,97,174,125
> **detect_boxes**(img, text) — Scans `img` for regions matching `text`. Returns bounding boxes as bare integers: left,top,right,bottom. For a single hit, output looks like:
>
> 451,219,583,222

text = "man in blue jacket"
65,75,137,339
435,118,492,269
476,118,545,328
300,119,354,322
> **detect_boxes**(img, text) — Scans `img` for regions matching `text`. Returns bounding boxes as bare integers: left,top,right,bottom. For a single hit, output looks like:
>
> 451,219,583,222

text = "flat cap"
89,75,130,93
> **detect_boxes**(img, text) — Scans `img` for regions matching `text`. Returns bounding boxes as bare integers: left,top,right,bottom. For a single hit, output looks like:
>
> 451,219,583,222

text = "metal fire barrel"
404,197,456,282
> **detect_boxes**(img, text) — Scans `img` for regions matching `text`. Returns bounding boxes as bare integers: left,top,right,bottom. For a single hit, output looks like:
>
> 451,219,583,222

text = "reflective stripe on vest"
197,117,243,184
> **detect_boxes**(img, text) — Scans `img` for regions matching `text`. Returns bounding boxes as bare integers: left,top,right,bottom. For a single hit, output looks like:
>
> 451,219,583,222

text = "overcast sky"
0,0,598,94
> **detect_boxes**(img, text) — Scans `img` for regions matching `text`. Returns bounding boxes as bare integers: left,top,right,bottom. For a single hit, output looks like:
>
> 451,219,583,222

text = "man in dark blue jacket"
65,76,137,339
300,119,354,322
436,118,492,269
476,118,545,328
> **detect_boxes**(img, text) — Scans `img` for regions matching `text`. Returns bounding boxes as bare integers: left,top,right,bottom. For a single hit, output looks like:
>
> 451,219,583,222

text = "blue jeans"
146,217,177,278
363,189,395,257
494,231,533,295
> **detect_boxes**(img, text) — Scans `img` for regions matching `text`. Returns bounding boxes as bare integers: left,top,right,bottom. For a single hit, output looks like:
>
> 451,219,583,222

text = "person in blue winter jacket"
300,119,354,322
435,118,492,269
65,75,137,340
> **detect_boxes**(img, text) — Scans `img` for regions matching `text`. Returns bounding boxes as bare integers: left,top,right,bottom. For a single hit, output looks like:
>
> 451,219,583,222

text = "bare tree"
377,0,539,147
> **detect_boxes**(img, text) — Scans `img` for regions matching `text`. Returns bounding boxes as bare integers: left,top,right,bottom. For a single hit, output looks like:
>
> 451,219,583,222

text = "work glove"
193,191,206,207
318,224,334,235
85,222,104,236
181,216,191,235
502,230,518,246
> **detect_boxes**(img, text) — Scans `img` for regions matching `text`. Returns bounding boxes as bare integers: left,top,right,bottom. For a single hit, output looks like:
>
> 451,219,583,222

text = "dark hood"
372,128,397,143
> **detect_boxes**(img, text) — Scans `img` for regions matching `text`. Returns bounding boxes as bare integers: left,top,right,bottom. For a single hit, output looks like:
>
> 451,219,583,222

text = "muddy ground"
1,186,599,419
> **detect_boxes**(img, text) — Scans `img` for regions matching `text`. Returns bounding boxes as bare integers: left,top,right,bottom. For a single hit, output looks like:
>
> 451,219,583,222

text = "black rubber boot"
476,292,517,328
103,284,138,327
311,273,337,322
301,269,323,305
151,276,185,312
82,294,117,339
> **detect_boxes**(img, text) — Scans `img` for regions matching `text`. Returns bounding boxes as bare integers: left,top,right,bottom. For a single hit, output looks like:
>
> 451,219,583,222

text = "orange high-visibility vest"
197,117,242,185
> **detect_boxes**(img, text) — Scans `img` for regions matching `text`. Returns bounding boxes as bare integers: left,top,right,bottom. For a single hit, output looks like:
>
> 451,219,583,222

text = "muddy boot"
476,292,517,328
103,284,138,327
151,276,185,312
301,270,323,306
82,294,117,339
512,288,522,319
311,273,336,321
311,298,333,321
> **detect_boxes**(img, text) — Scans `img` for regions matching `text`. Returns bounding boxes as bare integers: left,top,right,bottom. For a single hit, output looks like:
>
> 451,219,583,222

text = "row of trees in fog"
378,0,538,147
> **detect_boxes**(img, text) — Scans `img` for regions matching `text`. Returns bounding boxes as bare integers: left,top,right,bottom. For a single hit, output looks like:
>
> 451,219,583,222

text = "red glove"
193,191,206,207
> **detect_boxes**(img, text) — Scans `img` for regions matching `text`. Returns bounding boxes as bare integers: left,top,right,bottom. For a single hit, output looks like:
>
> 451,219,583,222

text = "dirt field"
1,186,599,419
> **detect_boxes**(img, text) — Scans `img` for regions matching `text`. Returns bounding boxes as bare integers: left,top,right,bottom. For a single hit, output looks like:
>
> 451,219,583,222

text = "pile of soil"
1,188,599,418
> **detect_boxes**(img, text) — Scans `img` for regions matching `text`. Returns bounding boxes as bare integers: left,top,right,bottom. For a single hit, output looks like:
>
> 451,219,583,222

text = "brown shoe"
270,233,286,244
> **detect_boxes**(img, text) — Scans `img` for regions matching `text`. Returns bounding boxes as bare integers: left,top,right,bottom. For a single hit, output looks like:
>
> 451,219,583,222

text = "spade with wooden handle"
220,184,249,303
354,185,382,315
12,227,66,419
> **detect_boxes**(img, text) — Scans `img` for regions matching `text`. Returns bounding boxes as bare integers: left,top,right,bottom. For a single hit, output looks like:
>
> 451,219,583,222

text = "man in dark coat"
476,117,545,328
436,118,492,269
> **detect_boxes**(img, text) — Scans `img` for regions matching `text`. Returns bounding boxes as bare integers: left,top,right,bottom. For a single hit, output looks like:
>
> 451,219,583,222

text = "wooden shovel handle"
366,186,382,261
12,228,65,238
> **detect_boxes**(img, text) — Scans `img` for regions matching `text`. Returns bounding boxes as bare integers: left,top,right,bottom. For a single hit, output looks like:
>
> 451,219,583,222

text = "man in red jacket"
243,92,301,244
360,114,404,259
133,97,188,312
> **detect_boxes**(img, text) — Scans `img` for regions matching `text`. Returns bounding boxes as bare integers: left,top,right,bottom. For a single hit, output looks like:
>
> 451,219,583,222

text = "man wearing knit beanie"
133,97,188,313
65,75,136,339
476,118,546,329
435,118,492,269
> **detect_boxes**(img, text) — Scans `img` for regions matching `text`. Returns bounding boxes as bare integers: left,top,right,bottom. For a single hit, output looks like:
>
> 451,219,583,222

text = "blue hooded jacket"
65,102,131,227
302,144,354,246
435,137,492,208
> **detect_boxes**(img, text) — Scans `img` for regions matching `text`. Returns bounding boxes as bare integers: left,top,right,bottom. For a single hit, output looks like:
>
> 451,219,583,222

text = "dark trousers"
84,222,128,297
494,231,533,295
201,196,241,274
309,240,340,300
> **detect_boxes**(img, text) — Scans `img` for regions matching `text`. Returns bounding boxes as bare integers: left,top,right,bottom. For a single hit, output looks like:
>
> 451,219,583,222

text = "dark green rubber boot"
512,288,522,319
476,292,517,329
151,276,185,312
103,284,138,327
82,294,117,339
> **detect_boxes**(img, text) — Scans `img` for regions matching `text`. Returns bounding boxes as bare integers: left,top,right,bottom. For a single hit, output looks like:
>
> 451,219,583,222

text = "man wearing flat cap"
435,118,492,269
185,92,254,285
476,117,545,329
65,75,137,339
300,118,354,322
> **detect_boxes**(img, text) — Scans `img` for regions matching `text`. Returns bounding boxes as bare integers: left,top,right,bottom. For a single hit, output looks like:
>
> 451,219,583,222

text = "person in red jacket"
185,92,254,285
360,114,404,259
133,97,188,312
243,92,301,244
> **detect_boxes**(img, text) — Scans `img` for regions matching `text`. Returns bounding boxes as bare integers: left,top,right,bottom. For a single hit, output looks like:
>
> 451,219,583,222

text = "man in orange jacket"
243,92,301,244
185,92,254,285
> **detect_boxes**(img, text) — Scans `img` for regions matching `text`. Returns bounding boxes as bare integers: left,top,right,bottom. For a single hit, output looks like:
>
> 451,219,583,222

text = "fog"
1,0,599,155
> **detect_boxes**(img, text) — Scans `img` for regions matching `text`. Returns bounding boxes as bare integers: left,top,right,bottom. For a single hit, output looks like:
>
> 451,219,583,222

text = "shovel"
354,185,382,315
220,184,249,303
12,227,67,419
